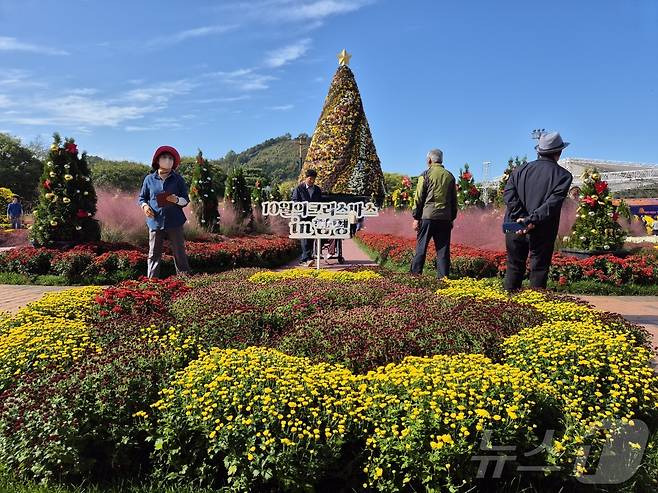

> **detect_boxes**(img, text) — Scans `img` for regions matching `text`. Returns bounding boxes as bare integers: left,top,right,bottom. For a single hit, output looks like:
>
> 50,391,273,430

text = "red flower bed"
0,235,298,283
356,232,505,278
95,277,191,318
549,252,658,285
356,231,658,285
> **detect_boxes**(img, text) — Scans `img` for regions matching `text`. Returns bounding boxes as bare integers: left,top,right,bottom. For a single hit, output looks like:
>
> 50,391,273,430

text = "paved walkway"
0,284,72,314
280,238,377,271
576,295,658,348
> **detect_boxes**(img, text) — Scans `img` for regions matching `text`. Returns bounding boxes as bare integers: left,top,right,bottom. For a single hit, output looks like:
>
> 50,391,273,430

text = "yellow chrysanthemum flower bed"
148,347,558,491
357,353,553,490
503,320,658,471
437,278,599,324
436,277,508,301
0,287,102,388
149,346,364,487
248,268,383,284
139,324,197,353
512,289,599,324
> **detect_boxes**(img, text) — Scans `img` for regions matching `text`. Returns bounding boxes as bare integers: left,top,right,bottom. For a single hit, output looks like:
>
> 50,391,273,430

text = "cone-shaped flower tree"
300,50,385,203
564,168,626,251
456,163,482,209
225,167,252,222
30,133,100,247
190,149,220,232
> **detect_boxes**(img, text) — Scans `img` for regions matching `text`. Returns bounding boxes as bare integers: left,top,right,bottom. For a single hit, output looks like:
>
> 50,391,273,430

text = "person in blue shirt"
6,196,23,229
138,145,191,278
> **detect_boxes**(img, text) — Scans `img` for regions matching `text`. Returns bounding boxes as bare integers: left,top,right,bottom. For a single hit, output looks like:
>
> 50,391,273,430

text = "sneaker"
306,259,315,267
323,251,331,261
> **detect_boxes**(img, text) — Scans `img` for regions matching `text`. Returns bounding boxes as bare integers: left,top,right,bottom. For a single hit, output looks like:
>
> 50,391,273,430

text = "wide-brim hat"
152,145,181,170
535,131,569,155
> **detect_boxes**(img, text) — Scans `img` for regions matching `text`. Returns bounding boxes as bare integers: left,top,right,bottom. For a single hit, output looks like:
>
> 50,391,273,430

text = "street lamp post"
482,161,491,204
531,128,546,141
297,136,306,173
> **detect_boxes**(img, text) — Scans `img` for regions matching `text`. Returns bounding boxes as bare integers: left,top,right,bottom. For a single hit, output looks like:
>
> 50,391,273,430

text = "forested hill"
215,133,311,182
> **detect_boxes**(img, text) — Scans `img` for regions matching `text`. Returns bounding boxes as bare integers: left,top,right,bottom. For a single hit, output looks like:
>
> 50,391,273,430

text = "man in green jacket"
411,149,458,278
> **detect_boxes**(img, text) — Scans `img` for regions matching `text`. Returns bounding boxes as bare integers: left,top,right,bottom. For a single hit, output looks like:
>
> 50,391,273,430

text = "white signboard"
262,201,379,240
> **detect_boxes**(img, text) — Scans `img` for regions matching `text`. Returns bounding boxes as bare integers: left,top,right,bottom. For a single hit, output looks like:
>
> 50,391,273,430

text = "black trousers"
410,219,452,278
300,238,313,261
504,228,556,291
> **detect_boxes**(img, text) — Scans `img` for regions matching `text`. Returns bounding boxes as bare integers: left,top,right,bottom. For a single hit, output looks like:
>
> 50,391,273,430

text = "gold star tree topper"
337,49,352,66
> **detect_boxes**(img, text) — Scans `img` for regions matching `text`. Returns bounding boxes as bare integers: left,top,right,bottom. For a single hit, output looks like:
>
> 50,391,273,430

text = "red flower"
612,212,619,221
65,142,78,154
583,196,597,207
468,186,479,197
558,276,567,286
594,181,608,195
462,171,472,181
44,179,52,191
76,209,89,218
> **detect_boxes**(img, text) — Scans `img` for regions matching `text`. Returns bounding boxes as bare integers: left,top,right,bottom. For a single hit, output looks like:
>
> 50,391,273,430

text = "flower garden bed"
356,232,658,294
0,236,298,285
1,269,656,492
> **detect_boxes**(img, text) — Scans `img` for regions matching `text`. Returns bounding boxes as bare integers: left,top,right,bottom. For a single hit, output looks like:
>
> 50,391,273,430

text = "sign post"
262,200,379,270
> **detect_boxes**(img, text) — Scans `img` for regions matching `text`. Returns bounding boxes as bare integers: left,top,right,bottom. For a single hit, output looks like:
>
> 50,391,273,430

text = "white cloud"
193,95,251,104
68,88,99,96
206,69,275,91
265,38,311,68
0,95,11,108
124,116,183,132
123,79,196,104
0,36,69,56
281,0,366,21
0,69,47,88
268,104,294,111
0,77,196,129
28,95,152,126
217,0,374,24
147,24,237,47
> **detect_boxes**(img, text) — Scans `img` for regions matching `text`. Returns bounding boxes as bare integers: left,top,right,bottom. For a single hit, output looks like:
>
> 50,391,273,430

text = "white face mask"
158,155,174,171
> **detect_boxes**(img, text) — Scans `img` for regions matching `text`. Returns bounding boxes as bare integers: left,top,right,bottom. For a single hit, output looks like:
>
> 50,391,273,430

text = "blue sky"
1,0,657,179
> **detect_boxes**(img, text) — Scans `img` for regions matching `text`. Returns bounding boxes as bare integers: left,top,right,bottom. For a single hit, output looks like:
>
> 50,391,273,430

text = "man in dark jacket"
292,169,322,265
411,149,458,278
503,132,573,291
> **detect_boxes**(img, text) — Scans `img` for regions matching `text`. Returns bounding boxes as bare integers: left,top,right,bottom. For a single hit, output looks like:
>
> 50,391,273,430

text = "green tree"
0,132,43,203
225,167,252,221
190,149,220,232
564,169,626,252
495,156,527,208
30,133,101,246
88,158,149,192
269,179,283,201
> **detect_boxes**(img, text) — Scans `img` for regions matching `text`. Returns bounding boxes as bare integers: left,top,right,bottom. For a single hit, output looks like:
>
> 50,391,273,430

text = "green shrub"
0,272,31,284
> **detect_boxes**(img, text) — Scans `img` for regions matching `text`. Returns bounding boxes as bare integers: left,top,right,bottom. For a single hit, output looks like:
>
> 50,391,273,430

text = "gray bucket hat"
536,131,569,154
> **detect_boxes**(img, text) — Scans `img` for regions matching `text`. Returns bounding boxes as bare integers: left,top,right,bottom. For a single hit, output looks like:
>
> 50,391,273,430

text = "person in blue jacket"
138,145,190,278
6,196,23,229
